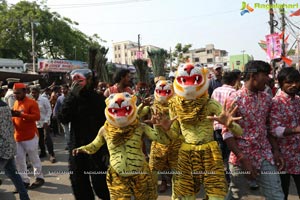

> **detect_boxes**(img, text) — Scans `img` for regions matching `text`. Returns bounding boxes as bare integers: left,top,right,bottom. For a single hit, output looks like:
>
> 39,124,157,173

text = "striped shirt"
211,84,236,130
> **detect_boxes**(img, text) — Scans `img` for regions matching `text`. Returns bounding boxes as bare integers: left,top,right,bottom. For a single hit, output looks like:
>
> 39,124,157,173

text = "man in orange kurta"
12,83,45,189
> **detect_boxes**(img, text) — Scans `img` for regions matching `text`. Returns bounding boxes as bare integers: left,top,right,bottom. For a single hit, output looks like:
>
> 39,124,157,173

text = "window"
124,45,127,49
236,61,241,65
125,53,127,57
119,54,121,58
118,46,120,50
207,58,213,63
115,55,117,58
114,47,117,51
194,57,200,62
207,50,213,54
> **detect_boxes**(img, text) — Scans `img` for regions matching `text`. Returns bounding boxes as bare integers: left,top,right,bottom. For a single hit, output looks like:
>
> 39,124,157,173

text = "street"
0,135,298,200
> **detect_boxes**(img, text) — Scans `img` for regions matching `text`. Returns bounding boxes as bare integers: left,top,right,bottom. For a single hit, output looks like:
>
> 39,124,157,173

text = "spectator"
97,82,108,96
0,97,30,200
53,84,70,150
30,86,56,163
103,69,133,97
208,64,223,97
211,71,239,183
12,83,44,189
4,78,20,108
223,60,284,199
269,67,300,200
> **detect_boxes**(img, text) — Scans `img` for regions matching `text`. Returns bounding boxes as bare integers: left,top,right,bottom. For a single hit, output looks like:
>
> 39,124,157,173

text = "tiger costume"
148,79,182,193
160,63,243,200
73,92,171,200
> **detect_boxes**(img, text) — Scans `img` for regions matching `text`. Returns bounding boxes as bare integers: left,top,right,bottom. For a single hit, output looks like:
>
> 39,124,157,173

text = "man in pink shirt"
211,71,239,183
270,67,300,200
223,60,284,199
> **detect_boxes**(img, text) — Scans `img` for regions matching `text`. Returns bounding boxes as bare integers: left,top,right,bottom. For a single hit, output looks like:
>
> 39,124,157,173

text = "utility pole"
268,0,276,78
31,21,36,73
269,0,275,34
280,8,285,57
241,50,245,71
169,47,172,70
297,34,300,71
137,34,141,59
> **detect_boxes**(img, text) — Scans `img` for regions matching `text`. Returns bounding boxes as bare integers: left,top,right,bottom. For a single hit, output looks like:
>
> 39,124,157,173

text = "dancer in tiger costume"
147,79,182,193
157,63,243,200
72,92,174,200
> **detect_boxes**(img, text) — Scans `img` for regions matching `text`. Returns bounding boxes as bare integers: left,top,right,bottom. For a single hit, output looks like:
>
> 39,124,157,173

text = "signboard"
136,51,143,59
38,59,88,72
265,33,282,60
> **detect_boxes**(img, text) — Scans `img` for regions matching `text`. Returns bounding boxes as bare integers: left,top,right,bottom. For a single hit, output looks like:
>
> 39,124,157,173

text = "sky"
6,0,300,62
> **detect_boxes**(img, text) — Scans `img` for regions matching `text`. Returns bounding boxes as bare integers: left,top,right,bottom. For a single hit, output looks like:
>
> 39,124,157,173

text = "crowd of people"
0,60,300,200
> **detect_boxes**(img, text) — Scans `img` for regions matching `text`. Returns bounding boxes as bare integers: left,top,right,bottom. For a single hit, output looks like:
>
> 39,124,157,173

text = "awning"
0,71,42,83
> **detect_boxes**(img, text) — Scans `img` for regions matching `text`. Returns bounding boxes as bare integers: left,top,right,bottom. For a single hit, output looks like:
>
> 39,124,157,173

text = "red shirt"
222,87,274,169
270,91,300,174
12,96,40,142
106,84,133,97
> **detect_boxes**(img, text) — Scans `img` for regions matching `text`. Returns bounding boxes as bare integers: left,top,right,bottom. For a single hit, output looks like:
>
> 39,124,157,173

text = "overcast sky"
7,0,300,62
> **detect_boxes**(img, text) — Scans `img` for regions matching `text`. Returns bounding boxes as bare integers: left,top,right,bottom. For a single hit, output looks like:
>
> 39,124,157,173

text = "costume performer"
147,79,182,193
58,69,110,200
73,92,173,200
161,63,243,200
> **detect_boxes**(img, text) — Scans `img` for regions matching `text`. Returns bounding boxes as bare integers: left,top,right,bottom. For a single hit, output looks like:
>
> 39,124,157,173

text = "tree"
88,35,109,82
0,0,99,62
133,59,149,84
147,48,168,78
172,43,192,65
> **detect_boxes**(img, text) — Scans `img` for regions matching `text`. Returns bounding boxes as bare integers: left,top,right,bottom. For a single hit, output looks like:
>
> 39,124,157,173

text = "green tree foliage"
106,62,117,84
172,43,192,65
88,35,110,82
0,0,98,62
133,59,149,84
147,48,168,77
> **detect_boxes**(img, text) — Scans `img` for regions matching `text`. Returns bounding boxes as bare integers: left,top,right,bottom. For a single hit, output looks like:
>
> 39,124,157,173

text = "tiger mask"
174,63,209,99
154,79,174,103
105,92,137,128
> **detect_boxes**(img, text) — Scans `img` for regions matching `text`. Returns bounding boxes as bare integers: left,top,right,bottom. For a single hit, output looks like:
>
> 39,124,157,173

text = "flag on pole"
258,40,267,52
290,9,300,17
281,56,293,66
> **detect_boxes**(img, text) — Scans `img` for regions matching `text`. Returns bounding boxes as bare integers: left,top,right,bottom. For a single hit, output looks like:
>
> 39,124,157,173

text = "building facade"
113,40,161,65
183,44,229,66
229,54,253,72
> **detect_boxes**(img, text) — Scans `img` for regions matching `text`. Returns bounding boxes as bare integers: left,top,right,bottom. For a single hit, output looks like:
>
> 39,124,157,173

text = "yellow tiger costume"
148,80,182,194
74,92,171,200
161,63,243,200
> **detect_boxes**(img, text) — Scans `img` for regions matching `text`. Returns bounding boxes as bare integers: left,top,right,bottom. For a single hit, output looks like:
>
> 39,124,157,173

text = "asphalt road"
0,135,298,200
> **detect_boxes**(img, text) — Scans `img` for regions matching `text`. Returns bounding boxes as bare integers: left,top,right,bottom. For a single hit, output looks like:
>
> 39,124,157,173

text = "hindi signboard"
38,59,88,72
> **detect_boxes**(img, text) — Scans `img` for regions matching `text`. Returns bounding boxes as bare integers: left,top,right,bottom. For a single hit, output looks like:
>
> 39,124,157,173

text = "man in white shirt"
30,86,56,163
4,78,20,108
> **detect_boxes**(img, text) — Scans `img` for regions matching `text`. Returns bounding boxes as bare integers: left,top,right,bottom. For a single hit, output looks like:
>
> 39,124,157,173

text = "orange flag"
290,9,300,17
281,56,293,66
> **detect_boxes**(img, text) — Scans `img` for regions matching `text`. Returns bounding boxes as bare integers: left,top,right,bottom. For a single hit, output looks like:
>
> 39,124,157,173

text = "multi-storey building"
113,40,161,65
183,44,229,66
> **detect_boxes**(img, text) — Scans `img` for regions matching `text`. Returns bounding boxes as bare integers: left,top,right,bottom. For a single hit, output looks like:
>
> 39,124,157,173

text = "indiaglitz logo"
240,2,254,16
241,1,299,16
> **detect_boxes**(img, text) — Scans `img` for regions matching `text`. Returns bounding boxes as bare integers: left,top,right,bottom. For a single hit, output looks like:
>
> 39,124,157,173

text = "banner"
38,59,88,72
265,33,282,60
136,51,143,59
